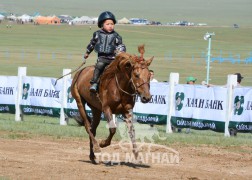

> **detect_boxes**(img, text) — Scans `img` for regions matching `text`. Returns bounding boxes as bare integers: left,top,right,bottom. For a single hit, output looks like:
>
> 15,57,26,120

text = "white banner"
1,74,251,132
64,79,92,118
192,86,227,122
65,81,169,123
134,82,169,124
230,87,252,131
0,76,18,113
172,84,194,118
20,76,63,116
171,84,228,131
66,79,78,110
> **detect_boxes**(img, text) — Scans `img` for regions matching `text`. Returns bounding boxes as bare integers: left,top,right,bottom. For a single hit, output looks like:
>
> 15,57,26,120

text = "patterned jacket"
85,29,123,60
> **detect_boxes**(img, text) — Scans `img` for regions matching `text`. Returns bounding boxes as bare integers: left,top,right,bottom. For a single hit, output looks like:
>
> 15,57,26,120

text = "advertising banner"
1,74,251,133
20,76,62,117
64,79,94,119
171,85,227,132
134,82,169,124
230,87,252,132
0,76,18,113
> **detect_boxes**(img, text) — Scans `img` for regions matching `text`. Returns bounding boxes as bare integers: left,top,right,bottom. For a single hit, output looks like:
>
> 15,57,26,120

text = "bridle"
115,73,137,96
114,66,150,96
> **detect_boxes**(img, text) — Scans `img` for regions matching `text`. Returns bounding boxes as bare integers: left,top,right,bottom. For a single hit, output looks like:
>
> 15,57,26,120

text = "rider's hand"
84,53,89,59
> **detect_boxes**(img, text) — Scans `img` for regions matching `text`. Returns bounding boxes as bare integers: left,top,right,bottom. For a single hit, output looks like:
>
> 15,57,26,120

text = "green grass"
0,23,252,85
0,114,252,147
0,9,252,147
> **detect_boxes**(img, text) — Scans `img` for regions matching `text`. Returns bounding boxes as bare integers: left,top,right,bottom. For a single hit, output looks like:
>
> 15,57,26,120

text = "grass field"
0,23,252,85
0,2,252,148
1,114,252,147
1,5,252,179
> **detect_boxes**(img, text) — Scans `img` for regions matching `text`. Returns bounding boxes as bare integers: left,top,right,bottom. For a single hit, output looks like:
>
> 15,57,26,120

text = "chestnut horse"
71,45,154,164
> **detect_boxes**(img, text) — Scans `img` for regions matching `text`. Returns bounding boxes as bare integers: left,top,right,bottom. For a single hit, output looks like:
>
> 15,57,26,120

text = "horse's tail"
71,75,89,128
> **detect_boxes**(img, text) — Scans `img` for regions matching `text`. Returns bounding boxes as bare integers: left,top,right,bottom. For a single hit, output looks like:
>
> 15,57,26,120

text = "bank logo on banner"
67,86,74,103
22,83,30,100
234,96,244,115
175,92,184,111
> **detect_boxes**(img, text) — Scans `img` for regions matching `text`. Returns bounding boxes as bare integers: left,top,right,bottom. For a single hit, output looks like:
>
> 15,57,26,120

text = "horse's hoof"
93,145,101,153
99,140,110,148
90,157,100,164
99,140,106,148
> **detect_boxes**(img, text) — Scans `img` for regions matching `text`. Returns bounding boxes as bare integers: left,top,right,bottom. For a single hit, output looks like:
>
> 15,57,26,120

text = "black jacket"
85,29,123,60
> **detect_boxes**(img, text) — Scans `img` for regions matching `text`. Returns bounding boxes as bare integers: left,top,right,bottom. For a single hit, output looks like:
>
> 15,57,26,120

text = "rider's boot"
90,83,98,93
90,67,101,93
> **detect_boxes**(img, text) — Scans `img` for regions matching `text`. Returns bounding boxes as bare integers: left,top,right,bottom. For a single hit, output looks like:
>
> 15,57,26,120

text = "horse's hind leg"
89,106,102,164
99,107,116,148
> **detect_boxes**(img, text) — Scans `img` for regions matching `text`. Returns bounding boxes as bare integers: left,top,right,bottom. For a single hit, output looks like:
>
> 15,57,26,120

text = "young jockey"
84,11,126,92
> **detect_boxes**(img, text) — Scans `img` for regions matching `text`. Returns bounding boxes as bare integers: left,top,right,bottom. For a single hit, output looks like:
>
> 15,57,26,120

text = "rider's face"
102,19,115,32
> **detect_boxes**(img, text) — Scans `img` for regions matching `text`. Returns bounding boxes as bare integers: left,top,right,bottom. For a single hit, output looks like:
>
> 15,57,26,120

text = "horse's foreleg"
125,109,138,159
99,107,116,148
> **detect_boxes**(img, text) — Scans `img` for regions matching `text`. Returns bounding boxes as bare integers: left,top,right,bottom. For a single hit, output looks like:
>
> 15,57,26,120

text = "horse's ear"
146,56,154,66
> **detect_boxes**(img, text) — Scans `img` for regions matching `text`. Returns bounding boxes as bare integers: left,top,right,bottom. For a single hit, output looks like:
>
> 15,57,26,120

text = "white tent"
70,17,82,24
7,15,17,21
80,16,92,22
17,14,33,22
71,16,97,25
0,14,4,20
91,17,98,24
118,17,130,24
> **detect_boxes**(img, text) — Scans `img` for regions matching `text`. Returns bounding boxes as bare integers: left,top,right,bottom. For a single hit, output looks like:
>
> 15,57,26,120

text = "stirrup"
90,83,98,93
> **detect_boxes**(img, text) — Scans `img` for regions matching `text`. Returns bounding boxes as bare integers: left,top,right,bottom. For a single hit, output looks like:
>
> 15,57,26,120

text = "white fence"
0,67,251,136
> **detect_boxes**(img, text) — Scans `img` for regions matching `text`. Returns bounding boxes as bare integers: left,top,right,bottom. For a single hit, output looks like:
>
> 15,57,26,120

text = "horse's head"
116,45,154,103
131,55,153,103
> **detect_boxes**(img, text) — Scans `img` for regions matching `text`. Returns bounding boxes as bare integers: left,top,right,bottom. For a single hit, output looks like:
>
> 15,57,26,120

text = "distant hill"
0,0,251,26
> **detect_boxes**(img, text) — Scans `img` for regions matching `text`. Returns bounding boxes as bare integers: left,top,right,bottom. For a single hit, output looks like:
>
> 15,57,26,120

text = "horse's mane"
100,52,131,82
100,44,146,83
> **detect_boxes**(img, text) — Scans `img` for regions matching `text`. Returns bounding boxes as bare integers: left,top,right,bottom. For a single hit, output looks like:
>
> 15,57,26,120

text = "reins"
114,67,150,97
115,73,137,96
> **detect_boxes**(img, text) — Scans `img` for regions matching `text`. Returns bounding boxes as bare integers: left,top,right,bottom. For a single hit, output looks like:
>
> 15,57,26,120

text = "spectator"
203,73,243,88
234,73,243,87
149,70,158,82
186,76,197,85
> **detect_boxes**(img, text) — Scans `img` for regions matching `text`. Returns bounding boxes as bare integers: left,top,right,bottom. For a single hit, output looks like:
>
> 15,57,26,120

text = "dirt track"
0,136,252,180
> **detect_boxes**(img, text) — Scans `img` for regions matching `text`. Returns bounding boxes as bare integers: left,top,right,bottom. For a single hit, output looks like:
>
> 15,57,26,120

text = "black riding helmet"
97,11,116,28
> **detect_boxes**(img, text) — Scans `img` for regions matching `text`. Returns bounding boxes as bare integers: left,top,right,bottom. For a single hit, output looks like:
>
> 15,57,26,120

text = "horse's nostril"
141,96,151,103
